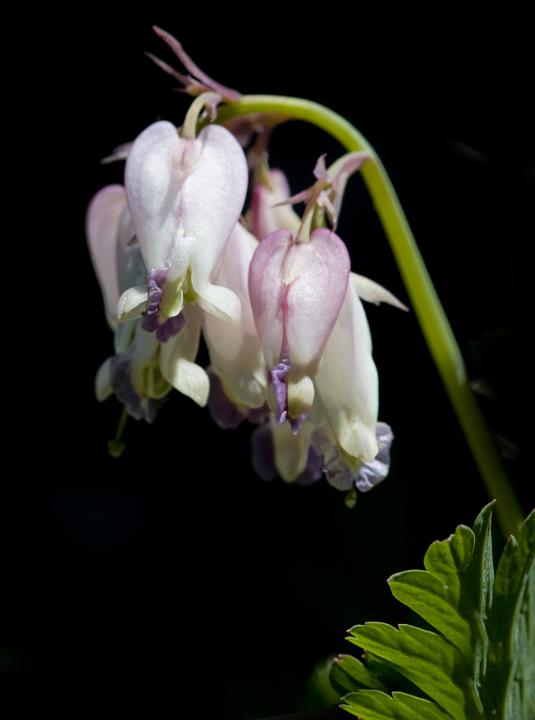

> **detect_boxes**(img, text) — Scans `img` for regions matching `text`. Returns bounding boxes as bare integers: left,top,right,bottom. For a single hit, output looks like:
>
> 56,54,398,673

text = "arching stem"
218,95,523,535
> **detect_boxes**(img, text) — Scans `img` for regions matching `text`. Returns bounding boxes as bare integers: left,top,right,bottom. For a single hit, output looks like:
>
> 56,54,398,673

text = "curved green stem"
219,95,523,535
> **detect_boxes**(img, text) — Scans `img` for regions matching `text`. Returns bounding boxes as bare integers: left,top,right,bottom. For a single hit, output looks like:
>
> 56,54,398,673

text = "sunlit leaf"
332,504,535,720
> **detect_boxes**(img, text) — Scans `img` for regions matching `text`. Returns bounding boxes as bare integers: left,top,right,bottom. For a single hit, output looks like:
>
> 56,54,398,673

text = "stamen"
271,360,291,424
142,268,186,342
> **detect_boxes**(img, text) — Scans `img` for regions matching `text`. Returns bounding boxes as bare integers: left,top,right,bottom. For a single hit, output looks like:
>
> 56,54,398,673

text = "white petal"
315,283,379,463
125,121,197,273
203,224,266,407
117,286,148,322
351,273,408,311
195,283,241,324
186,124,248,317
86,185,126,327
95,358,113,401
164,358,209,407
159,304,209,406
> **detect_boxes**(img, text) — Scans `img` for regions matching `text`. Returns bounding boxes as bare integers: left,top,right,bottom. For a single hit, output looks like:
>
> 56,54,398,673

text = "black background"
2,8,534,717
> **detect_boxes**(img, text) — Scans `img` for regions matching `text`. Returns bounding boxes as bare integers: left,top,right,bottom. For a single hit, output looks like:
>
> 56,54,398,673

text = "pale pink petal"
250,168,301,241
248,229,292,368
328,151,370,220
86,185,126,327
284,228,350,371
125,121,197,275
249,228,350,374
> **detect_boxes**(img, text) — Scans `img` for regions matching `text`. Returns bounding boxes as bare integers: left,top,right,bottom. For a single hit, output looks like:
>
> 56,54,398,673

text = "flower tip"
152,25,177,44
313,154,328,181
344,488,358,509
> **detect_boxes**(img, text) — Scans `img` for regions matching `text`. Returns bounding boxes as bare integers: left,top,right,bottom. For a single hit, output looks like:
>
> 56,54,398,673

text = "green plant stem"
108,406,129,458
218,95,523,536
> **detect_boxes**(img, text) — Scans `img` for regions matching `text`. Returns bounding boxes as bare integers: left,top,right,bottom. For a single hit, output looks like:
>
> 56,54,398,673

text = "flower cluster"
86,31,406,495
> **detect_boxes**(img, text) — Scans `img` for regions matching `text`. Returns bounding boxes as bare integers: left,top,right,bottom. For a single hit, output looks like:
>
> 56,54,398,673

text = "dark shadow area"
3,7,534,717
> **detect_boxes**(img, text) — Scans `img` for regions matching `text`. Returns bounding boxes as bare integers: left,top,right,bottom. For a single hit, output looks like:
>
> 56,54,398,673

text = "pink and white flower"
118,119,248,339
247,160,404,484
87,184,209,420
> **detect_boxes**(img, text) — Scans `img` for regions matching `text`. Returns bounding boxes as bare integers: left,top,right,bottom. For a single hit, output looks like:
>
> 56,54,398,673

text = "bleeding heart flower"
249,226,351,431
87,185,209,421
118,119,248,339
247,157,405,485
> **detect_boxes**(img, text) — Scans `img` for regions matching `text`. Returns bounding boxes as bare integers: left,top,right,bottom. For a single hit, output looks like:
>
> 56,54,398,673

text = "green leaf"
361,652,423,696
333,504,534,720
483,508,535,719
388,503,493,677
349,622,481,719
330,654,387,695
340,690,450,720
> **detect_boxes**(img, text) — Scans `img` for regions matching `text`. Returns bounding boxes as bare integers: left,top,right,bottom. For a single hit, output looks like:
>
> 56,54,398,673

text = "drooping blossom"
87,30,405,498
86,185,209,421
246,157,405,489
118,118,248,340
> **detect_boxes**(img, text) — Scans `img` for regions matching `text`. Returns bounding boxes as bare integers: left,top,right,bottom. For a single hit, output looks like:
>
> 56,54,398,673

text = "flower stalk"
218,95,522,536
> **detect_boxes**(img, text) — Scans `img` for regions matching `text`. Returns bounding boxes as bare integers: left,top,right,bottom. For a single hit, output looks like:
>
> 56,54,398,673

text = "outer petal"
248,229,291,368
125,121,198,276
284,228,350,370
86,185,126,327
250,169,301,240
159,304,209,406
249,228,350,374
186,124,248,323
95,358,113,401
203,224,266,408
315,282,379,463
